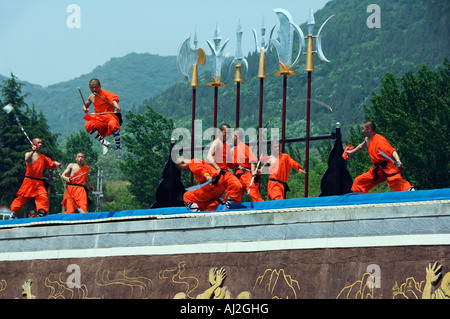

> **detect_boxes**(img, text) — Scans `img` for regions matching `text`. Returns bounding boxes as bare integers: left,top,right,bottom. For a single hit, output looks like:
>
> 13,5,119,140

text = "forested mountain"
1,53,181,136
139,0,450,139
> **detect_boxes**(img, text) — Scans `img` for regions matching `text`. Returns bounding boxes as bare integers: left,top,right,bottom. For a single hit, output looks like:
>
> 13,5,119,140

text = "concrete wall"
0,198,449,299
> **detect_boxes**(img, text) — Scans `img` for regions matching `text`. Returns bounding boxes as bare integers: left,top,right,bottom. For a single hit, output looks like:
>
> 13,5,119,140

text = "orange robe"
212,142,244,203
84,89,120,137
268,153,303,200
61,165,90,214
351,134,412,193
233,142,263,202
183,160,226,211
10,154,57,214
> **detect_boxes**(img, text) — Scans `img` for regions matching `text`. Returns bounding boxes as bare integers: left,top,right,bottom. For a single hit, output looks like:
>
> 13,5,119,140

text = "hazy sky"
0,0,330,86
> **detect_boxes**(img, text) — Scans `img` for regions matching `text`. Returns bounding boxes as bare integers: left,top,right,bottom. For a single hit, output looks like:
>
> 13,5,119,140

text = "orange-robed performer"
83,78,122,157
61,153,94,214
232,129,263,202
206,124,245,208
10,138,62,218
176,157,226,211
264,140,306,200
346,120,414,193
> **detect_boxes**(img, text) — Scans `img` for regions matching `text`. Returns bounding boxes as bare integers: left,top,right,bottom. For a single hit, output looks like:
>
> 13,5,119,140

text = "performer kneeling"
61,153,94,214
176,157,226,212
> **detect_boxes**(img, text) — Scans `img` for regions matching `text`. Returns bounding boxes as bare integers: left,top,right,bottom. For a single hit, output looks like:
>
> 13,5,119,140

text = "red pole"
281,75,287,153
213,86,218,138
235,82,240,129
190,87,196,186
258,78,264,157
305,72,312,197
259,78,264,132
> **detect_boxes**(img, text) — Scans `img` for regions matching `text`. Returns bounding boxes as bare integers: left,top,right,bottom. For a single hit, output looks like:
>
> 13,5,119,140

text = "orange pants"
221,171,245,203
184,171,244,211
267,180,286,201
184,184,226,211
237,172,263,202
85,117,119,137
61,186,88,214
352,166,412,193
10,194,49,215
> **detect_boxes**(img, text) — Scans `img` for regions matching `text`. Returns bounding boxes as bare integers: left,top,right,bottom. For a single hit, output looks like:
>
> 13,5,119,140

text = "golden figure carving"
22,279,36,299
195,267,231,299
173,266,250,299
422,262,450,299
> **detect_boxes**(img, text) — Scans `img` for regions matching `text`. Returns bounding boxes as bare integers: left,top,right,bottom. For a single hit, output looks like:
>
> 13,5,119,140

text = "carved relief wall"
1,245,449,299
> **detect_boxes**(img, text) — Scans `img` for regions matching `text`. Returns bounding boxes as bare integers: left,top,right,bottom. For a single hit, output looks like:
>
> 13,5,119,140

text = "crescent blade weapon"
177,31,206,185
316,15,335,63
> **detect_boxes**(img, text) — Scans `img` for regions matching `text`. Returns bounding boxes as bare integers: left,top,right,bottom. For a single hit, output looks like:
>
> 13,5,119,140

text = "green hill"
139,0,450,139
4,53,181,136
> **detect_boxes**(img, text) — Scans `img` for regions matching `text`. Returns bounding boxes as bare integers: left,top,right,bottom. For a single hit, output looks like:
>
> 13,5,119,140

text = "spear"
206,22,229,137
303,9,334,197
252,17,274,145
270,9,305,153
230,20,248,129
177,30,206,185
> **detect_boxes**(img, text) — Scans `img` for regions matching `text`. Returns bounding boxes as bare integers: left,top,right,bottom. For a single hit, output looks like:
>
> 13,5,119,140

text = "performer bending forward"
176,157,226,211
83,78,122,157
346,120,414,193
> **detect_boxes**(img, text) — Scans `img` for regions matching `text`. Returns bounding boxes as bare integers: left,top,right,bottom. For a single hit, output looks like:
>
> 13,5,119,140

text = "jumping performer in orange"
264,140,306,200
10,138,62,218
61,153,94,214
206,124,245,208
176,157,226,211
232,129,263,202
346,120,414,193
82,78,122,157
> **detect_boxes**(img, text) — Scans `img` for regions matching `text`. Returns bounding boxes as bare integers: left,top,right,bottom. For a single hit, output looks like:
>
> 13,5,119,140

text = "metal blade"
378,149,401,168
186,180,211,191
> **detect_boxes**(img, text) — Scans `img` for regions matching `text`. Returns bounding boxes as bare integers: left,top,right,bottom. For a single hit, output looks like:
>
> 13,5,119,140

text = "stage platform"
1,188,449,228
0,189,449,299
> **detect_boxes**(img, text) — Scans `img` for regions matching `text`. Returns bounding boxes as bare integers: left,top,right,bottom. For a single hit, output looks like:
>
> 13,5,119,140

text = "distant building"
0,206,13,220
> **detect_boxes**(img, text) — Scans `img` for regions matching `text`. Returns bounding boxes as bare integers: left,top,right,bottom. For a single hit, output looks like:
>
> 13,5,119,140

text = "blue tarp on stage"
1,188,449,228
